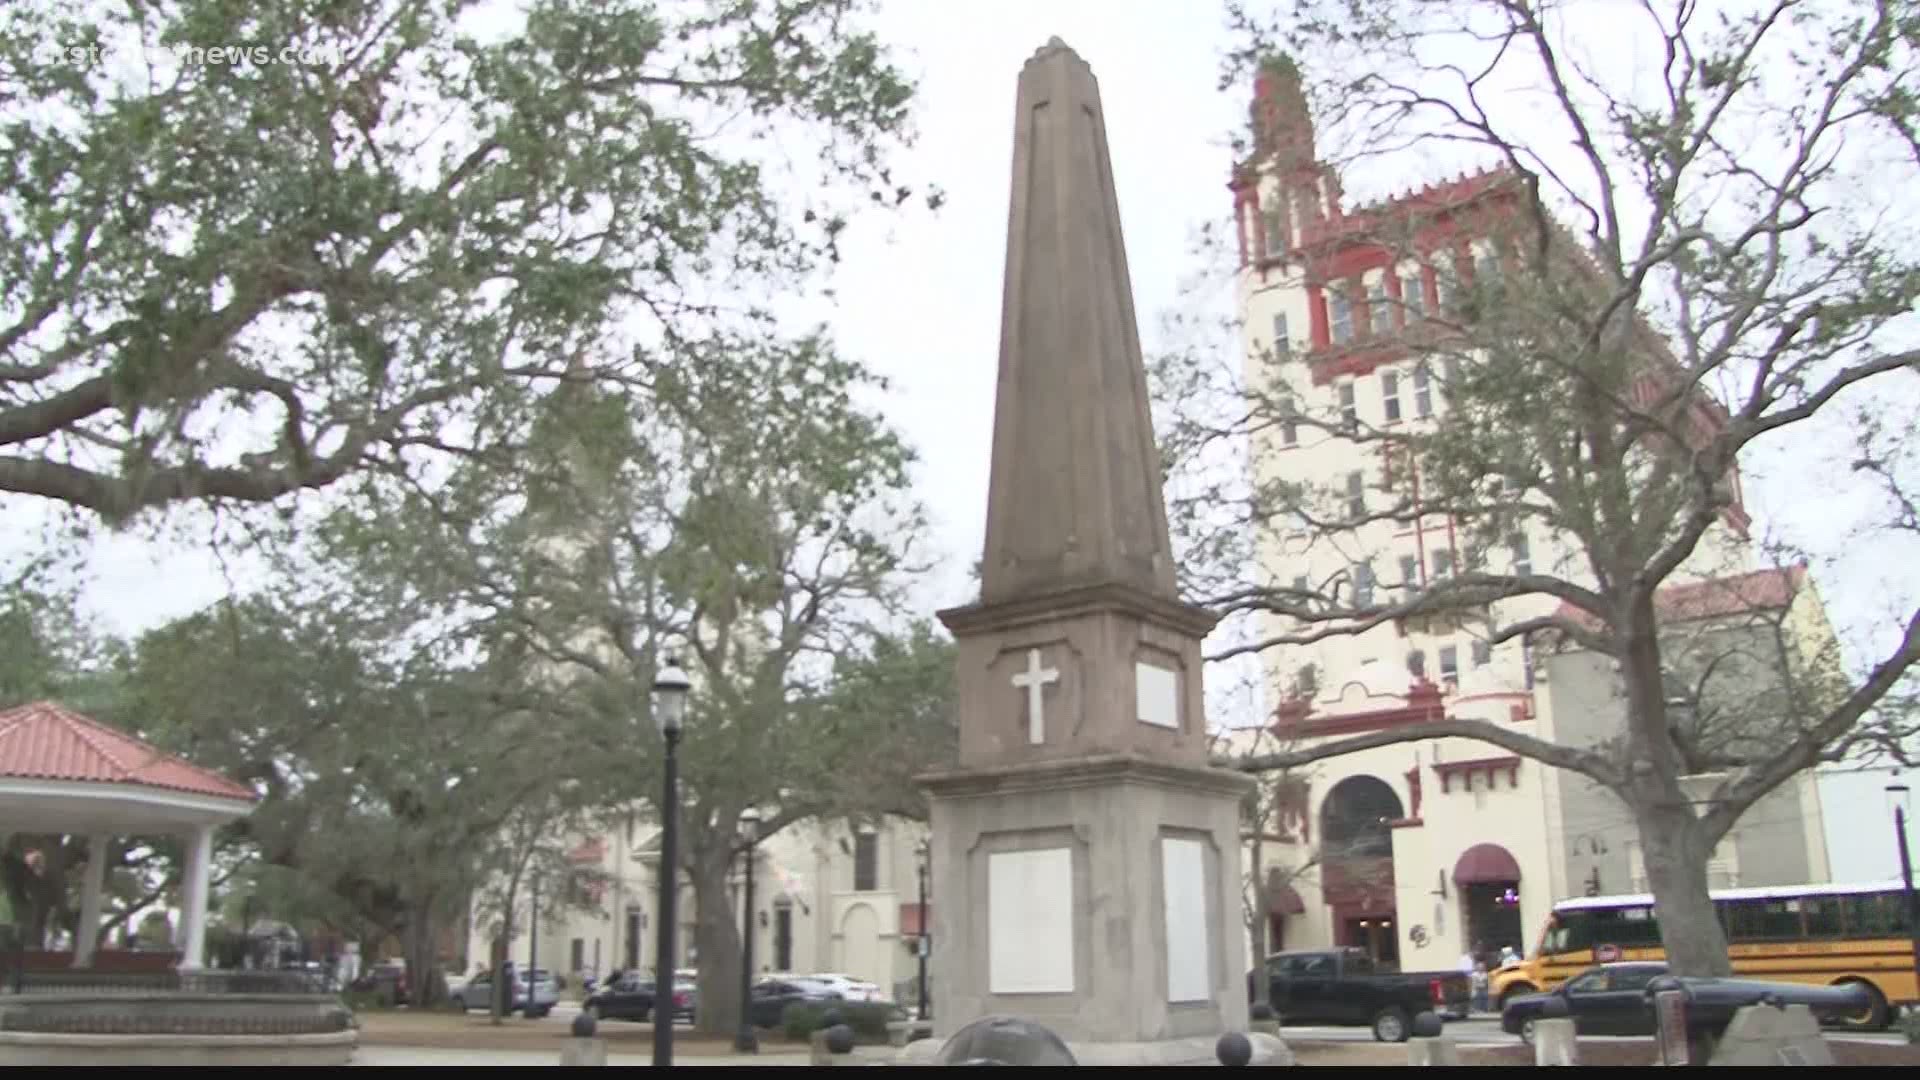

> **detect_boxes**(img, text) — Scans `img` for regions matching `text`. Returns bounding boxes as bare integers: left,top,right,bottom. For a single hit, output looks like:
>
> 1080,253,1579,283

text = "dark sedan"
1501,962,1876,1044
583,973,695,1024
745,977,844,1028
1501,962,1671,1042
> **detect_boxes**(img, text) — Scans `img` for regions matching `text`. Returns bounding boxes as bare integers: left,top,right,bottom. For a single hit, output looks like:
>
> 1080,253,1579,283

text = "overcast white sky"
6,1,1914,879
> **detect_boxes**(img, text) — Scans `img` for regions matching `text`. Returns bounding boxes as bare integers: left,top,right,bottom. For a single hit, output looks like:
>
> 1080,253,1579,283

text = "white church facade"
467,810,932,999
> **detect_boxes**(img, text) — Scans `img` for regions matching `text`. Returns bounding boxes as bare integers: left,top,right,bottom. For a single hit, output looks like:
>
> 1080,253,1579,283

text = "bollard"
1532,1018,1577,1066
1648,976,1691,1066
560,1011,608,1066
1406,1012,1457,1066
1248,1003,1281,1038
1216,1031,1252,1067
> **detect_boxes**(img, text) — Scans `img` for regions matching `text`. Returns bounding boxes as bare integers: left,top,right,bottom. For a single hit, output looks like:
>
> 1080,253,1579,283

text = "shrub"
342,990,393,1013
1899,1009,1919,1045
780,1000,907,1043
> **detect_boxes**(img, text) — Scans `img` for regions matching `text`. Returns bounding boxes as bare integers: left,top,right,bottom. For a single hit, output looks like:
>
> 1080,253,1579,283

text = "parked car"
349,962,410,1005
456,967,559,1017
1247,947,1473,1042
582,971,695,1024
806,972,887,1003
746,977,846,1027
1501,962,1876,1044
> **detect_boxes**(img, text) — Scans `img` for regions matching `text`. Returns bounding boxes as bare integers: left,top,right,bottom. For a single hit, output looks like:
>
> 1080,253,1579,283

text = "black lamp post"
1887,779,1919,993
651,655,691,1069
915,839,930,1022
734,807,762,1054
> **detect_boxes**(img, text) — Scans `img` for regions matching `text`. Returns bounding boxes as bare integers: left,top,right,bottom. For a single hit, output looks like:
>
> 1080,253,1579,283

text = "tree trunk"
1619,591,1732,978
689,847,743,1038
1248,829,1271,1008
1635,800,1732,977
489,934,510,1025
403,903,445,1009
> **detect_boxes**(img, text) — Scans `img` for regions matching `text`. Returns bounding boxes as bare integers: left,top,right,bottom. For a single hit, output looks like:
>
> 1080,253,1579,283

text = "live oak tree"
118,590,619,1007
0,0,923,523
315,334,957,1036
1160,0,1920,977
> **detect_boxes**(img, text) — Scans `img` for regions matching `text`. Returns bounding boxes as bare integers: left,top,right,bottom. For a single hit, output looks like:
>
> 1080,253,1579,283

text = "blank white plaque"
1136,661,1179,729
988,848,1075,994
1162,837,1210,1002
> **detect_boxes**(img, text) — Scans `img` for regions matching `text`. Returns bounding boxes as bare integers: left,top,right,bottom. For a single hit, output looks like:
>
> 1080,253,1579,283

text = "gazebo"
0,700,257,971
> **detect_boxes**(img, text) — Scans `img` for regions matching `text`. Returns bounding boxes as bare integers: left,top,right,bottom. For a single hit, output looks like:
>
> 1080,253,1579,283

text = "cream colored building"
468,811,933,999
1224,59,1834,974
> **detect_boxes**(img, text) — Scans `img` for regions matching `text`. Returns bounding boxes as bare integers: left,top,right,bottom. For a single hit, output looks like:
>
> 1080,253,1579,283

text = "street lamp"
734,807,763,1054
651,655,691,1069
915,839,930,1022
1886,778,1919,993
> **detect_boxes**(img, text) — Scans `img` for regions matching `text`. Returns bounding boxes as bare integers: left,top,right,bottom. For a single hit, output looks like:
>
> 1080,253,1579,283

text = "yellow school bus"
1489,879,1916,1030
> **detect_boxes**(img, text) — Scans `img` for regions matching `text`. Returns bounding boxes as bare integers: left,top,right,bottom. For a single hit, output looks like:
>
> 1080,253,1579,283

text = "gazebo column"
177,823,215,971
73,832,111,967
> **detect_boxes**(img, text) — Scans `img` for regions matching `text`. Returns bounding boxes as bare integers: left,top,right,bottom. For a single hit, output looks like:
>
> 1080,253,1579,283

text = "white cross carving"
1011,647,1061,745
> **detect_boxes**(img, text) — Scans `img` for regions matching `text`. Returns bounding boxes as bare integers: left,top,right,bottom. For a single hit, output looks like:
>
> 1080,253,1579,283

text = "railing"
8,968,336,996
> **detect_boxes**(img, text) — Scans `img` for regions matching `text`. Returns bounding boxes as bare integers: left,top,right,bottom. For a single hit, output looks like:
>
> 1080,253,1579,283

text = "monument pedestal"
910,754,1262,1063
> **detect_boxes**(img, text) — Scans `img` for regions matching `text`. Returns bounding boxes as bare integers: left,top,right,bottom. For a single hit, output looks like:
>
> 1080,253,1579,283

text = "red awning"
1265,868,1307,915
1452,843,1522,884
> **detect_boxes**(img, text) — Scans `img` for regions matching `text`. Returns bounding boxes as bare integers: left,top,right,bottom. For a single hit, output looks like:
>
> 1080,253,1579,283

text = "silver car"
458,967,559,1017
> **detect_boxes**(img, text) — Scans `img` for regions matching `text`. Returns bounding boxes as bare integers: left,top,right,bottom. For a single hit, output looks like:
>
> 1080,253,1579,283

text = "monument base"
895,1032,1294,1067
920,753,1254,1048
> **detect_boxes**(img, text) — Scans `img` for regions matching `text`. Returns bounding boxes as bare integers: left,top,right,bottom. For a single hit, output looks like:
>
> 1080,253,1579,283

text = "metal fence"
8,967,334,996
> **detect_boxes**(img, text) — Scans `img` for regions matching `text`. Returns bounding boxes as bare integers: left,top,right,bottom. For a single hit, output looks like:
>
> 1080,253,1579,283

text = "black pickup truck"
1247,947,1473,1042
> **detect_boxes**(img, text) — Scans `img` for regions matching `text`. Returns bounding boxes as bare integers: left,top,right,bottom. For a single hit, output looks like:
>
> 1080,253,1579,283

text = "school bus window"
1802,897,1843,939
1723,898,1804,942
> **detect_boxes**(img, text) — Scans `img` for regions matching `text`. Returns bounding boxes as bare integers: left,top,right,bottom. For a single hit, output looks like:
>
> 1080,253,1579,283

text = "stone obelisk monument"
910,39,1276,1066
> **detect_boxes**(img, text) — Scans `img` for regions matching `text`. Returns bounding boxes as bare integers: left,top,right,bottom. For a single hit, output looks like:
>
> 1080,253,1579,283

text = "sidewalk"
352,1046,816,1067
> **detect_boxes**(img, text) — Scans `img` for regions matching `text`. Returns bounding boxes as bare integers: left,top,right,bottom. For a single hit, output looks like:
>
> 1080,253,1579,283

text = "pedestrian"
1470,961,1490,1013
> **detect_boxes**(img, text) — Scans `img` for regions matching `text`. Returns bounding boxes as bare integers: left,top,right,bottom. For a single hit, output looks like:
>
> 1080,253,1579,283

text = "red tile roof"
1553,564,1808,632
0,700,256,802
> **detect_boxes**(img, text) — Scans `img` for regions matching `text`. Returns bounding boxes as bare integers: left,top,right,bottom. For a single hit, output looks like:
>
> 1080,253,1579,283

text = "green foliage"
0,0,928,523
778,999,905,1043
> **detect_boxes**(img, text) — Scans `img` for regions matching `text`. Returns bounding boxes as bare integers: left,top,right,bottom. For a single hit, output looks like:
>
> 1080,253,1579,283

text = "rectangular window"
1346,471,1365,518
1271,313,1292,358
570,938,585,973
1438,646,1458,681
854,832,878,891
1329,291,1354,344
1511,533,1532,575
774,905,794,970
1407,649,1427,679
1381,371,1402,423
1352,562,1375,607
1368,281,1392,336
1414,365,1433,417
1339,383,1357,430
1264,210,1286,255
1465,544,1487,572
1279,392,1298,446
1474,252,1501,289
1402,275,1424,319
1399,554,1419,594
1432,549,1454,579
1471,639,1493,667
1438,273,1459,312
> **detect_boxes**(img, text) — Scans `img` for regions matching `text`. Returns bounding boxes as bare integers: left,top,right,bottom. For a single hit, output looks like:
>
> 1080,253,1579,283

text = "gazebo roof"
0,700,256,833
